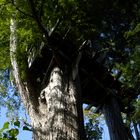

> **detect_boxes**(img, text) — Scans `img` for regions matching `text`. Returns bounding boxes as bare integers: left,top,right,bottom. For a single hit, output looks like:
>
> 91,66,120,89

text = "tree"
9,0,86,139
10,15,85,140
1,0,140,140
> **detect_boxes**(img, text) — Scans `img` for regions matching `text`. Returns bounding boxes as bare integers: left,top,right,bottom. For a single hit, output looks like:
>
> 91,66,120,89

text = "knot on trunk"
39,90,46,103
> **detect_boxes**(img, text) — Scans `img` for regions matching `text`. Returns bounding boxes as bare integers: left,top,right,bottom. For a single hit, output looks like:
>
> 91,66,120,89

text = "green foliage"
13,121,20,128
2,122,9,130
0,1,11,69
115,44,140,89
125,23,140,38
84,106,103,140
0,121,19,140
0,119,32,140
133,99,140,122
85,119,103,140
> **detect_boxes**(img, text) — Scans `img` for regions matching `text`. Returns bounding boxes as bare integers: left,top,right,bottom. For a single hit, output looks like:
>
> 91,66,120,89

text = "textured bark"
30,67,83,140
10,17,38,119
10,18,30,110
102,96,129,140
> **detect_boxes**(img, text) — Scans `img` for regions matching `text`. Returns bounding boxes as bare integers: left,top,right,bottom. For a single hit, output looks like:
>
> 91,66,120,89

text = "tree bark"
10,18,31,111
30,67,84,140
102,95,129,140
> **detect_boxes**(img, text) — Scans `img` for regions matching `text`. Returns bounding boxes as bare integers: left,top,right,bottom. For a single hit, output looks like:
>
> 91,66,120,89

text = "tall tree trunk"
10,18,85,140
30,67,85,140
102,95,129,140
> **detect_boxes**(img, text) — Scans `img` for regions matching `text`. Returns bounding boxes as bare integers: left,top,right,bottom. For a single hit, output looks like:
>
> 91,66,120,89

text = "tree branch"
28,0,49,40
38,0,45,19
72,41,88,80
41,55,54,86
11,0,33,17
49,19,61,36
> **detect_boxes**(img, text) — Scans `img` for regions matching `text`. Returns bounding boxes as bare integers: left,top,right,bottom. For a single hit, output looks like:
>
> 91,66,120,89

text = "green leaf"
8,128,19,137
23,126,32,131
0,138,7,140
14,121,20,128
2,122,9,130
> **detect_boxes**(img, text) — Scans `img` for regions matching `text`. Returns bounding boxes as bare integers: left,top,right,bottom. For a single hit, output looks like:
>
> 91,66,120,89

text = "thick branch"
10,18,29,109
72,40,89,80
49,19,61,36
10,18,38,116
